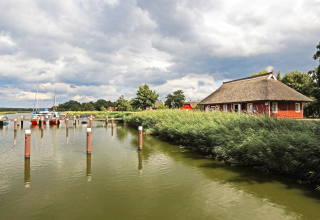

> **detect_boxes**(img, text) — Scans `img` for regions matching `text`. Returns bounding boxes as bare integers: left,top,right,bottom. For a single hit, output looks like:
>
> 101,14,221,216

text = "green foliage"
308,42,320,118
251,69,268,77
165,90,186,108
133,84,159,110
281,71,315,97
116,95,133,111
194,105,203,111
124,110,320,176
101,106,107,111
94,99,114,111
57,100,82,111
82,102,94,111
157,102,168,110
276,71,281,81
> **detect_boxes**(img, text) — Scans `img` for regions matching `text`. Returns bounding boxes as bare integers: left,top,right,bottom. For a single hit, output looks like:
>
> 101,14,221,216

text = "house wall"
271,101,303,118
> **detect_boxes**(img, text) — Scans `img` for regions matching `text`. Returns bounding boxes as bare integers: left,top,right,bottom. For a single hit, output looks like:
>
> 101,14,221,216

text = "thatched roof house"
198,72,312,118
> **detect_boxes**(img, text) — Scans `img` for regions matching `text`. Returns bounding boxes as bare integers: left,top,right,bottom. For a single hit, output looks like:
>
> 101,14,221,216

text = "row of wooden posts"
23,121,143,158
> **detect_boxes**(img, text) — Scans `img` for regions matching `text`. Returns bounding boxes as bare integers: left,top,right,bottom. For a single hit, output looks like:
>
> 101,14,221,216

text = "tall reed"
124,110,320,178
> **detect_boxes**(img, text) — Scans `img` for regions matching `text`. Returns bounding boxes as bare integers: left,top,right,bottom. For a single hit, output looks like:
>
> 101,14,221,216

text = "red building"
182,101,200,110
198,72,313,118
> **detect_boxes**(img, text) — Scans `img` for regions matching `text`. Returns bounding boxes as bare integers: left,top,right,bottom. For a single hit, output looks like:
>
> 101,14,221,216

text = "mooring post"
87,128,92,154
17,118,20,126
25,130,31,158
138,126,143,150
41,118,44,130
66,119,69,129
106,115,108,125
14,119,17,131
37,118,40,126
112,118,114,128
21,116,24,127
89,118,92,128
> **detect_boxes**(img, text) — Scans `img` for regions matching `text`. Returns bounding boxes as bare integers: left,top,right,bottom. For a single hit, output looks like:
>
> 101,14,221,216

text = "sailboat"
49,89,59,125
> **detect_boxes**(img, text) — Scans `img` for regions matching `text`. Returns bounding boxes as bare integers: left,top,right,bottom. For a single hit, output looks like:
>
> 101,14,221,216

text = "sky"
0,0,320,108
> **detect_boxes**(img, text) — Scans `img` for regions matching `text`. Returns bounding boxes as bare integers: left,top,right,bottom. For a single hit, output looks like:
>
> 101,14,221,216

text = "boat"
81,116,89,124
0,115,9,125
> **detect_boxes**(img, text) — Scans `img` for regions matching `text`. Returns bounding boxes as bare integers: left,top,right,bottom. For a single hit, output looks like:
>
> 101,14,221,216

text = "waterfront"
0,118,320,219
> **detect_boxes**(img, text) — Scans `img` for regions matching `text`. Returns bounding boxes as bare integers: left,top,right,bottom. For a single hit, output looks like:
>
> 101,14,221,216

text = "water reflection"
24,158,30,188
14,131,17,144
86,154,91,182
66,129,69,138
41,129,43,139
138,151,143,171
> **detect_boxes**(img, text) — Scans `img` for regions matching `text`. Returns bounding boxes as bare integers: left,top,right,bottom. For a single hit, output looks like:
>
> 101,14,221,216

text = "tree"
116,95,133,111
57,100,82,111
157,102,168,110
308,41,320,117
251,69,268,77
281,71,315,97
165,90,186,108
276,71,281,81
133,84,159,110
94,99,109,111
101,106,107,111
83,102,94,111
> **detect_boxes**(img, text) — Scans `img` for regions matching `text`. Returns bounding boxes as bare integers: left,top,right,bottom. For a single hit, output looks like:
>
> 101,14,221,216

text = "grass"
0,112,18,115
124,110,320,184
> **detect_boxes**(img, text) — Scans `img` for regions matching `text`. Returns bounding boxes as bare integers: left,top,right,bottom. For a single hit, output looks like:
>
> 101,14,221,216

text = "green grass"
124,110,320,181
0,112,18,115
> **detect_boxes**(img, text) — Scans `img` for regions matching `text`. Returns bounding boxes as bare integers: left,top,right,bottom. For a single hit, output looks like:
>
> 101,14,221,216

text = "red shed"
182,101,200,110
198,72,313,118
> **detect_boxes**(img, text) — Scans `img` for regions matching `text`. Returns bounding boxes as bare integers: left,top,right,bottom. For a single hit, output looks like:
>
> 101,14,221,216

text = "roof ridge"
224,72,272,84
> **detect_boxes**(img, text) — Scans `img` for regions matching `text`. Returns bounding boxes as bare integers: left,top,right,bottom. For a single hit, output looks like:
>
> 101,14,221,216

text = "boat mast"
54,88,57,112
35,82,39,113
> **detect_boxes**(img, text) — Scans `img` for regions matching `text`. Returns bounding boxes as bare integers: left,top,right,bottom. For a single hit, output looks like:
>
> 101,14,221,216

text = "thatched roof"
199,73,313,105
153,101,164,107
184,101,200,108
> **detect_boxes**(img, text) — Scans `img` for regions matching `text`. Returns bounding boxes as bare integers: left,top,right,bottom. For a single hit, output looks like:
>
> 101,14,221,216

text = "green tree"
94,99,109,111
116,95,133,111
133,84,159,110
308,41,320,117
157,102,168,110
281,71,315,97
276,71,281,81
251,69,268,77
57,100,82,111
83,102,94,111
101,106,107,111
165,90,186,108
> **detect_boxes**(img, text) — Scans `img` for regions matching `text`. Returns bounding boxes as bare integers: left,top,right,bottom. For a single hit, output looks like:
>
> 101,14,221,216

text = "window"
295,103,300,113
223,105,227,112
247,103,253,113
272,102,278,113
206,106,210,112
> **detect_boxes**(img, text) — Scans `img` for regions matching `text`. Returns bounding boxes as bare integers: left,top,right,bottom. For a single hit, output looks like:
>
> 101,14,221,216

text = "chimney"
272,70,274,77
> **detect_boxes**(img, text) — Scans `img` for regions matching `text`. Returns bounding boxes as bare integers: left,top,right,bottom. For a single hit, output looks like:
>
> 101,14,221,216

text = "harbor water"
0,116,320,219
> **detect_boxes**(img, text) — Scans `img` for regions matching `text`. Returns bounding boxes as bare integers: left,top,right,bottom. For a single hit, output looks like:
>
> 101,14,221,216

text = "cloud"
0,0,319,107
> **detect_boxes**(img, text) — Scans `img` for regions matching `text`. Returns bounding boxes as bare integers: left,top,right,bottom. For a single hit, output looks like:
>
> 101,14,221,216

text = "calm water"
1,114,320,220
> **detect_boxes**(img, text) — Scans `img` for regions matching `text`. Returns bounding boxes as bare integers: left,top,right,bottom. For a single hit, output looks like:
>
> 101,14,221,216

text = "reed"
61,111,134,118
124,110,320,181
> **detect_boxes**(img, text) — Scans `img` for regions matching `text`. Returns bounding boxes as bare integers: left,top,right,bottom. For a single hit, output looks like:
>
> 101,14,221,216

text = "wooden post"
112,118,114,128
25,130,31,158
14,119,17,131
106,116,108,125
138,126,143,150
41,118,44,130
87,128,92,154
90,118,92,128
66,119,69,129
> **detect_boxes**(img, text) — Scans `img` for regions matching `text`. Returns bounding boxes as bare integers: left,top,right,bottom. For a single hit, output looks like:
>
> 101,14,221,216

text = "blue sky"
0,0,319,107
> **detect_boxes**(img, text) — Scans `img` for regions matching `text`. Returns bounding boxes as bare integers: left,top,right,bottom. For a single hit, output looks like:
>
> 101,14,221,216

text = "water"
1,116,320,219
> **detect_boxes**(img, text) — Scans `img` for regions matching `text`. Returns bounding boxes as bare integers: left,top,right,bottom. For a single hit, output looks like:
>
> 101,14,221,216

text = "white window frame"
247,103,253,113
272,102,278,113
223,105,227,112
295,103,300,113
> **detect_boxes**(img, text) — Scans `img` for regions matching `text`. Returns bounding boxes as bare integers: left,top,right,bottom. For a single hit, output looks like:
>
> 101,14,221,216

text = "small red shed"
182,101,200,110
198,72,313,118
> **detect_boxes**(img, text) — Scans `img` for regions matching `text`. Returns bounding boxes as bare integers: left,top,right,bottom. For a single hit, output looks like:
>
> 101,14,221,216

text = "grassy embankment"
61,111,135,118
124,110,320,184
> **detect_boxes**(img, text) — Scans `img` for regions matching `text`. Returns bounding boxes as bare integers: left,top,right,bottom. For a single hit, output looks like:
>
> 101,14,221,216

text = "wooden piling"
87,154,91,181
138,126,143,150
106,116,108,125
112,118,114,128
25,130,31,158
14,119,17,131
90,118,92,128
66,119,69,129
87,128,92,154
41,119,44,130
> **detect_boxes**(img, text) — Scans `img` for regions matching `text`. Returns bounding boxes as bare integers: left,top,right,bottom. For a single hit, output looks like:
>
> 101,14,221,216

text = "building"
152,101,165,110
182,101,200,110
198,72,313,118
